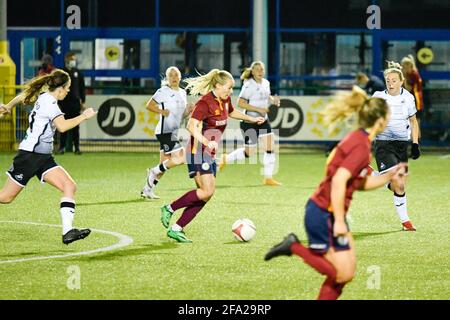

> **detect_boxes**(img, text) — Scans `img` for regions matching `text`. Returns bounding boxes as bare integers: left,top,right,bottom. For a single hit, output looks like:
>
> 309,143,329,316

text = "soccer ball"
232,218,256,242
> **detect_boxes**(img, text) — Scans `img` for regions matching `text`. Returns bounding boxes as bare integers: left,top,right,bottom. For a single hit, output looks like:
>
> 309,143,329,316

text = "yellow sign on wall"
105,46,120,61
417,48,434,65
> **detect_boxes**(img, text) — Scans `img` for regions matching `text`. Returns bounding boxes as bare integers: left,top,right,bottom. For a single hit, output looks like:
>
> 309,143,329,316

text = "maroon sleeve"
191,100,209,121
339,144,369,177
228,98,234,113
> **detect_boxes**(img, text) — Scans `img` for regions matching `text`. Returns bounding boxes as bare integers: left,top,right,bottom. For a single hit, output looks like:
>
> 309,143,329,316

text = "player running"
265,86,407,300
219,61,282,186
141,66,194,199
372,61,420,231
159,69,265,243
0,70,97,244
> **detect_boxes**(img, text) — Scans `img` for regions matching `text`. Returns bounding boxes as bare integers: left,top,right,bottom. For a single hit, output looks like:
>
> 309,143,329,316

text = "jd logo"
268,99,304,137
98,98,135,136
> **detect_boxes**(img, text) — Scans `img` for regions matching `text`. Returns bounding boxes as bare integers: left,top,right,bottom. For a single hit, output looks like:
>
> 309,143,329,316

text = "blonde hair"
185,69,234,96
383,60,404,81
401,54,417,70
161,66,182,87
322,86,388,131
22,69,70,105
241,61,265,81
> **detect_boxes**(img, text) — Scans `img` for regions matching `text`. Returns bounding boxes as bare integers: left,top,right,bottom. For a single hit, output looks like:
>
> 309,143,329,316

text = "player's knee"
64,181,77,195
336,270,355,284
199,188,215,201
0,194,15,204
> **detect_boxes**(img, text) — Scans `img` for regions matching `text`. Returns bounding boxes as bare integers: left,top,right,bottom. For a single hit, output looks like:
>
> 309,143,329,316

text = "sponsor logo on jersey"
215,119,227,126
359,168,368,177
214,109,221,116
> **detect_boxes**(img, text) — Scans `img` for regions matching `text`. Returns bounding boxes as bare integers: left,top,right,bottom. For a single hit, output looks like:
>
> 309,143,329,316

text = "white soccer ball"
232,218,256,242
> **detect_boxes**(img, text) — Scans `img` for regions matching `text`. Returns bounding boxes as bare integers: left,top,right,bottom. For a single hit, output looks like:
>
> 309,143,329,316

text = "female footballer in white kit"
0,69,97,244
372,61,420,231
141,66,194,199
219,61,282,186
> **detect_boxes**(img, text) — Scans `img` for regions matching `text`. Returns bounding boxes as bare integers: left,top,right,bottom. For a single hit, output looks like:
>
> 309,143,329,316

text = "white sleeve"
46,100,63,121
239,82,251,100
408,96,417,117
151,88,164,104
182,90,187,107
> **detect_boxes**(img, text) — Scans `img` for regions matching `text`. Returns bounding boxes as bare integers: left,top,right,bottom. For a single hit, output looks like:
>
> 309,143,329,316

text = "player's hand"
271,95,281,107
206,140,218,151
0,105,11,118
411,143,420,160
333,220,348,238
82,108,97,120
390,162,408,183
254,116,266,125
161,109,170,117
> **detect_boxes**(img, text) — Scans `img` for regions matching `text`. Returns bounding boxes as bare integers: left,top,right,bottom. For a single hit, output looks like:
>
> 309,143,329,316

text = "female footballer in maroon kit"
160,69,265,243
265,87,408,300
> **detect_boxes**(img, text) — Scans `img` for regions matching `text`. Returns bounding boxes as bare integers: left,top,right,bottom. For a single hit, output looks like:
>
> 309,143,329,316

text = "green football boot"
167,229,192,243
160,205,174,228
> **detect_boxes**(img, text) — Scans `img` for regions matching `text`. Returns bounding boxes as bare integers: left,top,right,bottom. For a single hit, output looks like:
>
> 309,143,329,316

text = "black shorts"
6,150,59,187
374,140,409,173
304,199,351,253
156,133,182,154
240,121,273,146
186,152,217,179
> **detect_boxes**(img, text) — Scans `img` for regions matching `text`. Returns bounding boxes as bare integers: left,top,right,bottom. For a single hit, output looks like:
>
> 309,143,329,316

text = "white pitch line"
0,221,133,264
439,154,450,159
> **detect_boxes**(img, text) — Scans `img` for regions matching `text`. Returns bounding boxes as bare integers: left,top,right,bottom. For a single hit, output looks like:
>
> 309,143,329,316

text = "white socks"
226,148,246,163
263,152,276,178
60,197,75,235
152,160,169,175
171,224,182,232
394,193,410,223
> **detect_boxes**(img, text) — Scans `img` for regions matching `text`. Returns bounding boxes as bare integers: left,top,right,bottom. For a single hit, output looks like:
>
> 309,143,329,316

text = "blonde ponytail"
322,86,368,130
401,54,417,71
322,85,388,131
185,69,233,96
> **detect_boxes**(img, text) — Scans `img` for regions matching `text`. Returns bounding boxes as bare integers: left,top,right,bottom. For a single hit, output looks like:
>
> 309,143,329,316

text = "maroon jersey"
311,129,372,214
189,92,234,157
405,70,424,111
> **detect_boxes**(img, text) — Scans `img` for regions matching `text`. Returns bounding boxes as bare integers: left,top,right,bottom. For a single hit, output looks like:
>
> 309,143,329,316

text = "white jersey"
373,88,417,141
238,78,271,119
19,92,64,154
152,86,187,135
